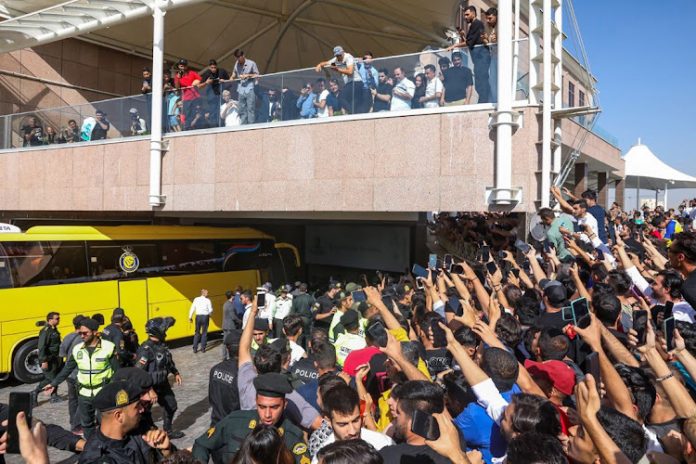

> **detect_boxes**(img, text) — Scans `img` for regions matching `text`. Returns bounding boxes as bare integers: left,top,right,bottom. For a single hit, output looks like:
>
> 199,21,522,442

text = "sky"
569,1,696,208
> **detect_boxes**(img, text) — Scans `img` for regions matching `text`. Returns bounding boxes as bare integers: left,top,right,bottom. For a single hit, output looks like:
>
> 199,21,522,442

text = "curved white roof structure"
622,140,696,191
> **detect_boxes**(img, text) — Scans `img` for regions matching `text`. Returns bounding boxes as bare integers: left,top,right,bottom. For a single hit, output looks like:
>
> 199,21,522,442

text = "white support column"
552,0,563,176
540,0,553,207
528,0,540,105
492,0,514,205
149,0,166,207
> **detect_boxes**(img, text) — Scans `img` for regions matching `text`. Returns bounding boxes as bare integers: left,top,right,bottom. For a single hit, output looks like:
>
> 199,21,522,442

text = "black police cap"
340,309,359,327
253,373,293,398
111,367,153,393
93,380,141,412
253,318,269,332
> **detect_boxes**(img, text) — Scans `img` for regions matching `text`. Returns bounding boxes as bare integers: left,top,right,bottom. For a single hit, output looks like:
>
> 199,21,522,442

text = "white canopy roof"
622,140,696,190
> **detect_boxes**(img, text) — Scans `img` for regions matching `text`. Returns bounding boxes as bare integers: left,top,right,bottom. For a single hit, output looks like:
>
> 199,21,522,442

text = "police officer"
33,311,62,406
46,317,118,439
121,319,140,361
101,310,132,367
136,317,184,439
112,366,159,434
78,380,176,464
192,373,309,464
208,330,241,425
289,283,315,347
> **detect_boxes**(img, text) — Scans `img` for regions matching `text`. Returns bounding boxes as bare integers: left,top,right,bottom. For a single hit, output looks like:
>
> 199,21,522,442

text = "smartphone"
451,264,464,274
498,250,507,260
664,317,676,351
428,254,438,270
256,289,266,309
633,310,649,346
412,264,429,279
430,319,447,348
352,290,367,302
511,268,520,279
367,321,388,348
485,261,498,275
571,297,591,329
415,278,424,290
514,239,531,255
447,296,462,316
651,304,665,325
521,260,531,272
562,306,574,321
543,241,551,254
7,392,32,454
411,409,440,441
596,248,605,262
443,254,453,272
664,301,674,320
584,352,601,393
480,245,490,263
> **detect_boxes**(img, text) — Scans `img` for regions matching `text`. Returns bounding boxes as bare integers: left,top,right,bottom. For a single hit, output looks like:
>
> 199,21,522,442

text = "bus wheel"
13,340,43,384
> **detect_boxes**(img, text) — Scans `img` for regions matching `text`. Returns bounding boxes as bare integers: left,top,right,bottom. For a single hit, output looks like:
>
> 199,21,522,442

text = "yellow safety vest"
72,339,115,397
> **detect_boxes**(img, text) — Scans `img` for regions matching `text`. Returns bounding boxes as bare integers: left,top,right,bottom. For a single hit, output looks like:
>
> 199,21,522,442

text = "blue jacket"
297,92,317,118
454,384,521,464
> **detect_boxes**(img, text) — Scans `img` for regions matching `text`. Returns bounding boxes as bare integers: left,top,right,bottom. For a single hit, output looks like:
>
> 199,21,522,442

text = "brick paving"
0,337,223,464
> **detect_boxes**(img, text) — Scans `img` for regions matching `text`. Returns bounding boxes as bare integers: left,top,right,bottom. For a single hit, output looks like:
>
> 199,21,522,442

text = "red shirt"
175,70,202,101
343,346,381,376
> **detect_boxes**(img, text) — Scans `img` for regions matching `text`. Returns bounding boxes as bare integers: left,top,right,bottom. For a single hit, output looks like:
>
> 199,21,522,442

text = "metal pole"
540,0,552,207
511,0,521,96
149,0,165,207
493,0,514,204
664,182,669,209
636,176,640,211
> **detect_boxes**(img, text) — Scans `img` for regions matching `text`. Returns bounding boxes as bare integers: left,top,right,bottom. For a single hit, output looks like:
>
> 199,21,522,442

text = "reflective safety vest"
334,332,366,367
72,339,115,397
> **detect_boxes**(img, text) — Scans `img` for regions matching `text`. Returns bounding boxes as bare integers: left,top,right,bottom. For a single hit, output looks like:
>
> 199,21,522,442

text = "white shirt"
289,340,306,366
328,53,362,84
311,429,394,464
258,293,276,325
390,77,415,112
274,295,294,320
317,89,330,118
188,295,213,319
577,213,599,242
242,303,253,329
220,101,240,127
424,77,443,109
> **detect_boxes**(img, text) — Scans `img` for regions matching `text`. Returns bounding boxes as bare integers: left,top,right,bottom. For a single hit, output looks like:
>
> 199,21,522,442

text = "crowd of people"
15,6,500,148
4,187,696,464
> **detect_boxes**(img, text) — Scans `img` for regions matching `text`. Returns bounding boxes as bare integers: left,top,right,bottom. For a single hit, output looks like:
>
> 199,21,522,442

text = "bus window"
159,241,220,275
218,240,274,272
88,243,159,280
0,244,13,288
0,242,88,287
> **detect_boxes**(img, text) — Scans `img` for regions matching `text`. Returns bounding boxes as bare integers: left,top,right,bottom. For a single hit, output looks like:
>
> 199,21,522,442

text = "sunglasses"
79,331,91,336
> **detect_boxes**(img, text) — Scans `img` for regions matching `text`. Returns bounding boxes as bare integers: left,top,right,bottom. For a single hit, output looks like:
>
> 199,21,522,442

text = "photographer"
128,108,148,136
173,58,204,130
90,110,110,141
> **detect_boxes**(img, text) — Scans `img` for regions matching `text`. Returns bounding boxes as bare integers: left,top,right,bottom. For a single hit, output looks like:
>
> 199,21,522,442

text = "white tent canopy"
622,139,696,208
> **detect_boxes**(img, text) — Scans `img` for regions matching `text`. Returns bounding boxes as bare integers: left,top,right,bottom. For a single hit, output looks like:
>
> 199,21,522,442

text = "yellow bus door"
118,279,149,340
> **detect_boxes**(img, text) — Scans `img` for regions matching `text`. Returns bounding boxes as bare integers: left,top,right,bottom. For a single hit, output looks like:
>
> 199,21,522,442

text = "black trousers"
154,383,178,432
35,357,61,393
77,394,97,438
182,98,201,130
67,378,80,430
193,315,210,352
471,46,491,104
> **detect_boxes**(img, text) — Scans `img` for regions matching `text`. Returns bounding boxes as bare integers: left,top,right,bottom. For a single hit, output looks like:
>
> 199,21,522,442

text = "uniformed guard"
101,311,133,367
333,310,367,367
136,317,184,439
112,366,159,434
121,319,140,361
32,311,62,406
46,317,118,439
78,380,176,464
208,330,241,425
192,373,310,464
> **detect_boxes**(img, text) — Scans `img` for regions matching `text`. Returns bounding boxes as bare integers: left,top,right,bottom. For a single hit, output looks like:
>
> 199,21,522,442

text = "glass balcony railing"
0,42,529,151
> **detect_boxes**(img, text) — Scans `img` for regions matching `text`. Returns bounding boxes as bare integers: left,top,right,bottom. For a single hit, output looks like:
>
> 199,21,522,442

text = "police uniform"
35,322,62,397
121,320,140,364
101,318,132,368
136,318,180,436
78,381,175,464
208,331,240,425
192,373,309,464
51,318,117,438
111,367,157,434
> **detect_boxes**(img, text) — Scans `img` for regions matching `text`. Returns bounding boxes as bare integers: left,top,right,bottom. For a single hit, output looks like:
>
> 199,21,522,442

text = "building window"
579,90,585,107
568,81,575,107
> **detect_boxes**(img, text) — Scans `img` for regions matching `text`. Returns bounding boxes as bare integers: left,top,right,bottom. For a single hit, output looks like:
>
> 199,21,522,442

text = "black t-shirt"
373,82,393,112
90,121,109,140
681,270,696,312
466,19,486,48
290,356,318,385
208,359,240,425
22,124,43,146
314,294,335,329
200,68,231,95
443,67,473,102
380,444,451,464
535,309,567,330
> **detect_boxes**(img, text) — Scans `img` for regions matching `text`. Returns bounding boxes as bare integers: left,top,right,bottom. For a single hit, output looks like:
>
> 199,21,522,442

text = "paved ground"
0,336,224,464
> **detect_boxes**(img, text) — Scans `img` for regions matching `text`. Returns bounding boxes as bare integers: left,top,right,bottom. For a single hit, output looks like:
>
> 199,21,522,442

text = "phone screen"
571,298,591,328
256,291,266,309
664,301,674,320
412,264,429,279
480,246,490,263
352,290,367,302
448,296,462,316
411,409,440,441
562,306,574,321
451,264,464,274
443,254,453,272
511,268,520,278
428,254,438,270
664,317,676,351
7,392,32,454
485,261,498,275
633,310,648,346
430,319,447,348
651,304,665,325
584,352,601,393
367,321,388,347
514,239,531,255
543,241,551,254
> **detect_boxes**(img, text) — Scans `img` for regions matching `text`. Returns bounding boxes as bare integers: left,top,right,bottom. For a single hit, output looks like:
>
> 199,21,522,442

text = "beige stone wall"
0,109,544,214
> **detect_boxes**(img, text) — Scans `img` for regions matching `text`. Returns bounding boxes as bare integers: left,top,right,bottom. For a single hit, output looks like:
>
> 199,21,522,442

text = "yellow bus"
0,225,300,382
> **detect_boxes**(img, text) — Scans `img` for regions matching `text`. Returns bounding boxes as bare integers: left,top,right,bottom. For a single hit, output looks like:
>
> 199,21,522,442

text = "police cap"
80,318,99,332
111,367,153,393
253,318,269,332
253,373,292,398
340,310,359,327
94,380,141,412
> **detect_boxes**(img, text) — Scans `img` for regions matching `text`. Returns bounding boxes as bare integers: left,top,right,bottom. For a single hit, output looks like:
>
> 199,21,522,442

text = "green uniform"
192,410,309,464
36,324,62,391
